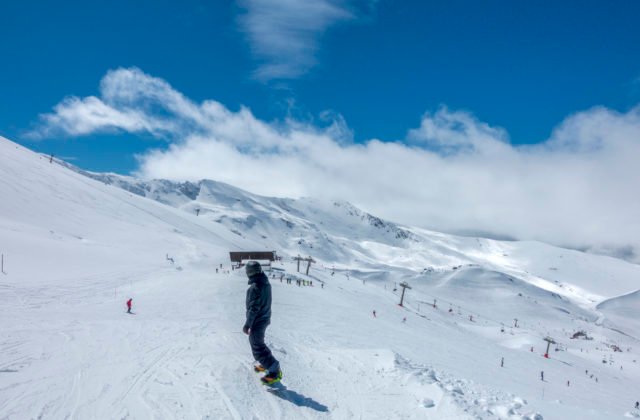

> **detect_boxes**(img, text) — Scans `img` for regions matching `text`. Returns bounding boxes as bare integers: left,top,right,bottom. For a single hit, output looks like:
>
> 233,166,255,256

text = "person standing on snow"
243,261,282,385
126,298,132,314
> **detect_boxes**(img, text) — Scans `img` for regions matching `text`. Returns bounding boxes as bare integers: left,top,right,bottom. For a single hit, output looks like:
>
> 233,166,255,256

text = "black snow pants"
249,321,279,372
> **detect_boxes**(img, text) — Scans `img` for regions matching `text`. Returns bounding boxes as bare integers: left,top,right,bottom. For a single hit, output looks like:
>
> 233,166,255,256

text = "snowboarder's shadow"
267,383,328,412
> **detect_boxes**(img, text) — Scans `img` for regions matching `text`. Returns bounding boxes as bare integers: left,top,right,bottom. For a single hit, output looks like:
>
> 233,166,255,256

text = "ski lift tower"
304,256,315,275
293,255,315,275
543,336,556,358
398,281,412,307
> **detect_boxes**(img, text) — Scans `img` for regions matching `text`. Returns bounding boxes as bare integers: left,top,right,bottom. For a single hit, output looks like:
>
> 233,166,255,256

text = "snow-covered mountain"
65,166,417,262
72,165,640,306
1,135,639,419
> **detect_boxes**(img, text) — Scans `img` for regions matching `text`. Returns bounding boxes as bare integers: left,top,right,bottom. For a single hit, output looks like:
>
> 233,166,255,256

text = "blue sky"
1,0,639,171
2,0,640,256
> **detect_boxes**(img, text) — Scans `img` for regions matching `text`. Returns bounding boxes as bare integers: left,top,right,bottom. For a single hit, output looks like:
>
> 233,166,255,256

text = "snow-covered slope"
597,291,640,338
2,136,640,419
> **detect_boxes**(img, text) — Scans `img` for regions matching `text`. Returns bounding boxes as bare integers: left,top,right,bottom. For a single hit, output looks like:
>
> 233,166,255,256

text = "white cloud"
29,67,640,261
237,0,355,81
407,107,512,156
30,96,151,138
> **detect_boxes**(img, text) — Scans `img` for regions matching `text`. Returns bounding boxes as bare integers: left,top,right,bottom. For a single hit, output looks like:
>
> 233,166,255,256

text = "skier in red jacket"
126,298,132,314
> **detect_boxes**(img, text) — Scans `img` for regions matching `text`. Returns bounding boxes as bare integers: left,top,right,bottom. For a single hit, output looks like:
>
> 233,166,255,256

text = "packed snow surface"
1,136,639,419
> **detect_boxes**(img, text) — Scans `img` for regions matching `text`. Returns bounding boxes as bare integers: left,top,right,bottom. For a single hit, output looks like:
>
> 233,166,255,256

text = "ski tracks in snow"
280,343,543,419
394,355,543,420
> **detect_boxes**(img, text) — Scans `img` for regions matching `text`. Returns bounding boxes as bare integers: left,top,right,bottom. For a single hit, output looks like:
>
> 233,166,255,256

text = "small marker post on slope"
1,253,5,274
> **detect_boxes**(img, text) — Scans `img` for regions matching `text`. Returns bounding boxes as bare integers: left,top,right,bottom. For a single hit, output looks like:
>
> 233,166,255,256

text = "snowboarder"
635,401,639,409
126,298,132,314
243,261,282,385
373,310,377,318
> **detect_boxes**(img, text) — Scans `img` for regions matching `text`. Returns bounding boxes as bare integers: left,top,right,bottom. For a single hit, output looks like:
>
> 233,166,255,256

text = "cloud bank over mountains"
29,67,640,261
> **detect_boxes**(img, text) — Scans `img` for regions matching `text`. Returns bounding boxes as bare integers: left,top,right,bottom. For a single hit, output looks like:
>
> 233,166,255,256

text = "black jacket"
244,272,272,329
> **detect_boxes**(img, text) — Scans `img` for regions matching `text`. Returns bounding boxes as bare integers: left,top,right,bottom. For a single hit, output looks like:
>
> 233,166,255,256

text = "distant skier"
126,298,132,314
501,357,504,368
635,401,639,409
540,371,544,381
243,261,282,385
373,310,377,318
